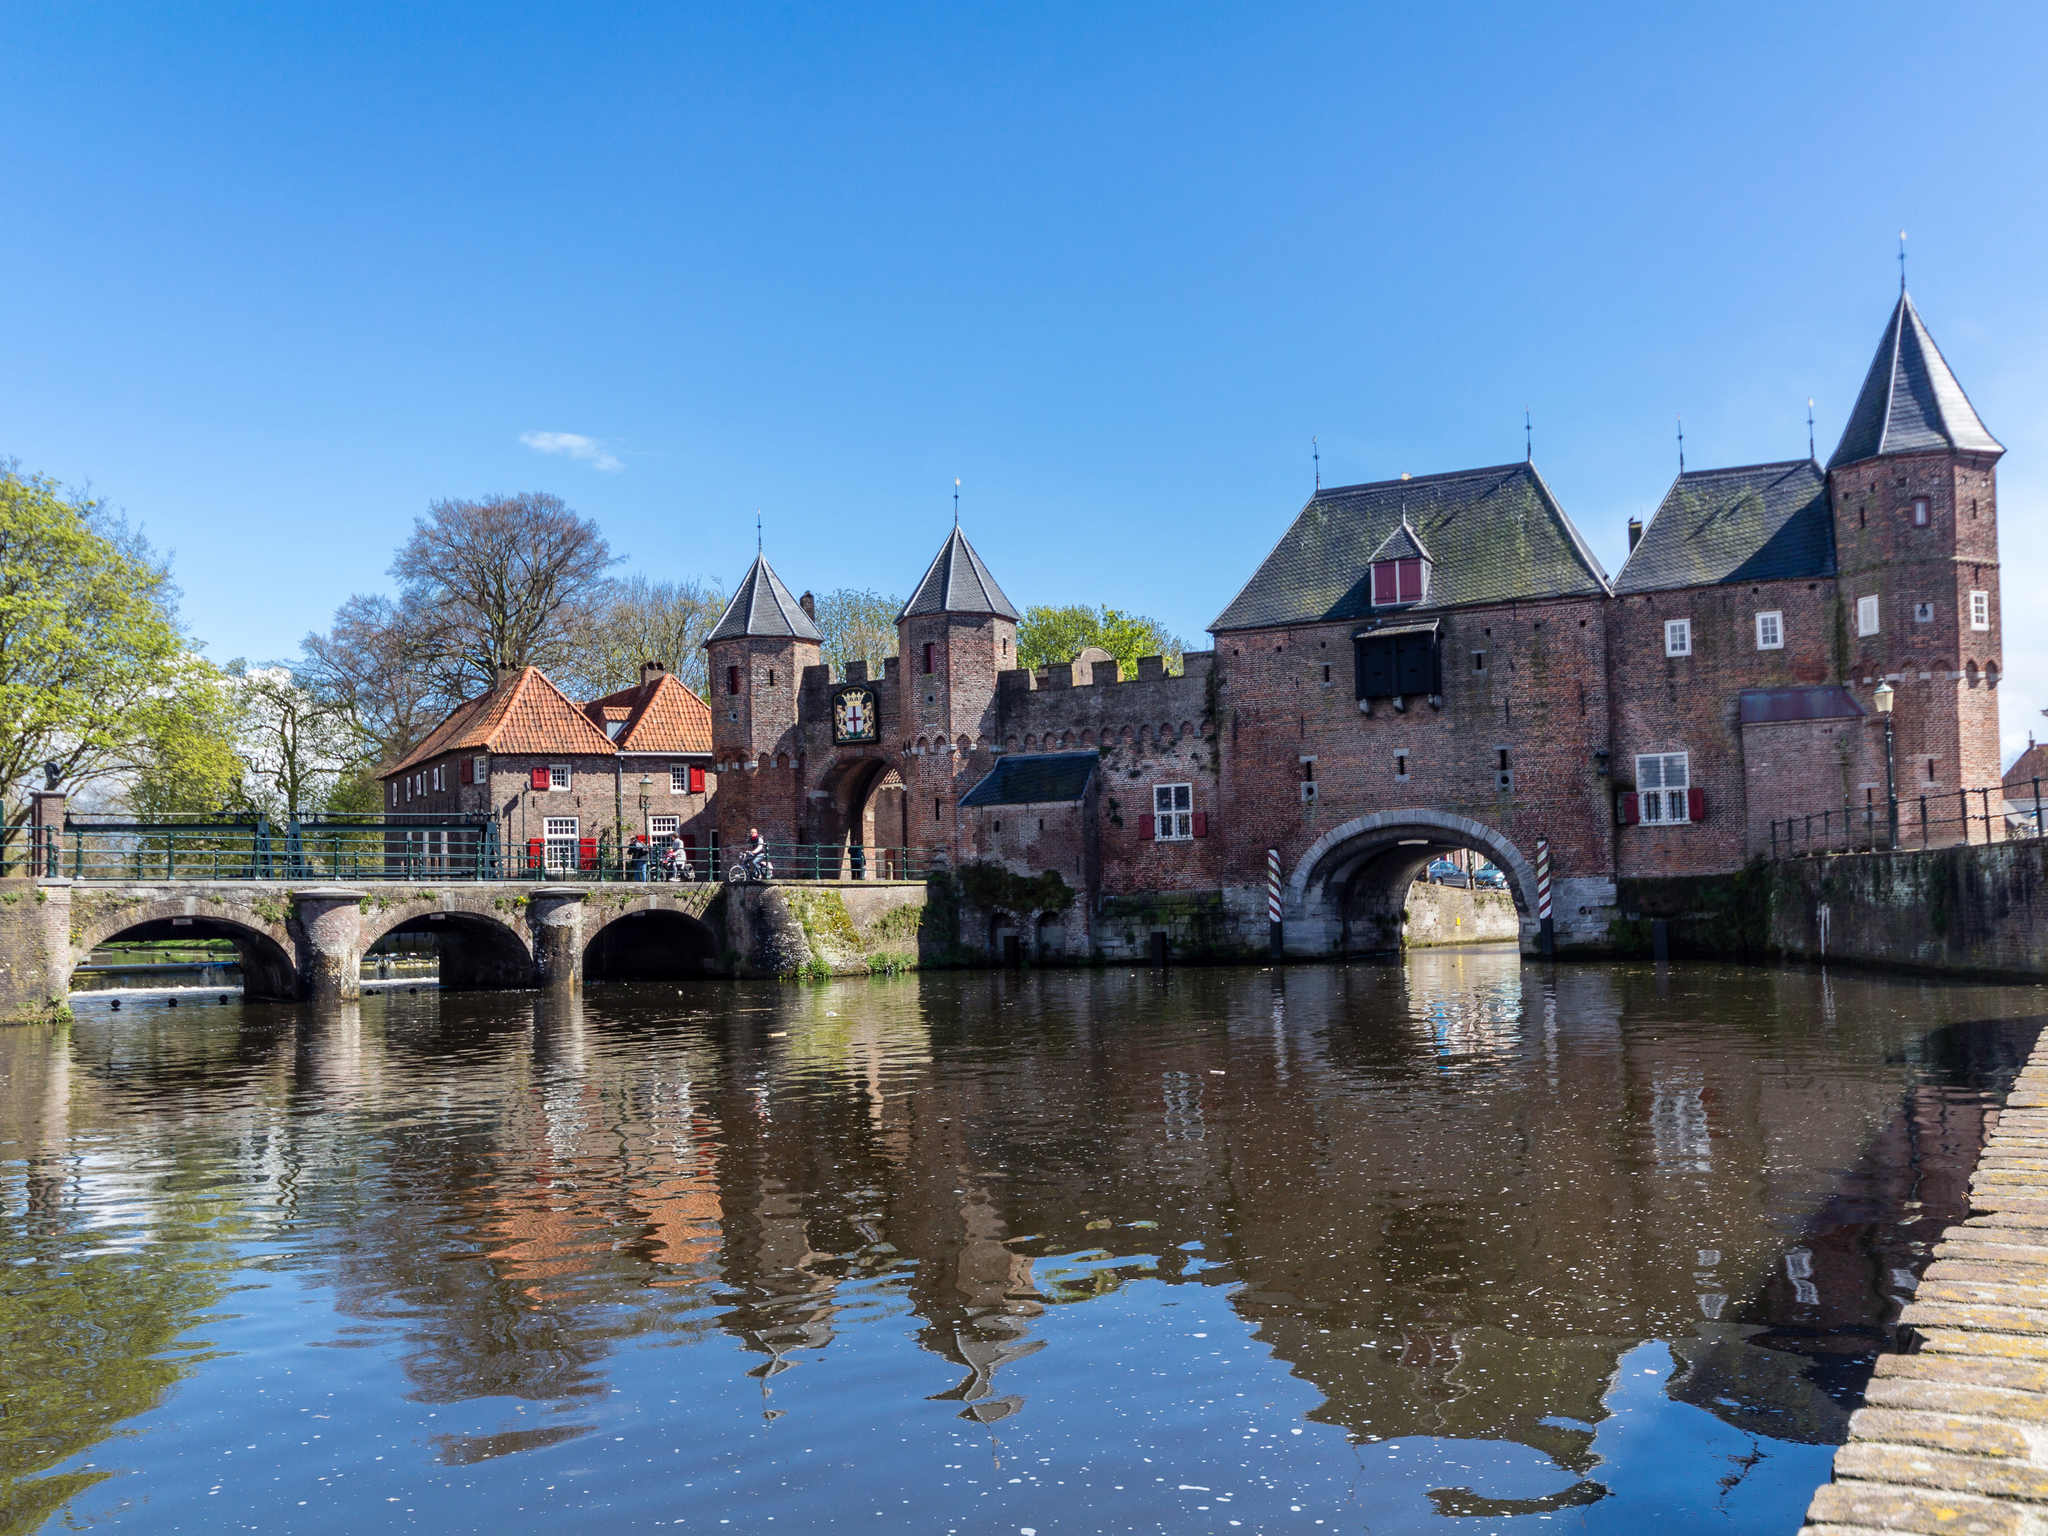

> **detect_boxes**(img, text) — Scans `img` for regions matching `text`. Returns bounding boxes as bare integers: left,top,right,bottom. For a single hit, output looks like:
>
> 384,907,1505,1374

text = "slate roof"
383,666,618,777
1366,519,1431,564
2005,741,2048,792
1829,291,2003,469
960,751,1098,808
1209,462,1609,633
583,671,714,755
1738,686,1865,726
706,553,823,644
899,526,1019,622
1614,460,1835,594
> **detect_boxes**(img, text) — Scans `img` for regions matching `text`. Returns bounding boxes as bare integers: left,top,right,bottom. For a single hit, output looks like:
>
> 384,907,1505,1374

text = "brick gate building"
706,289,2004,958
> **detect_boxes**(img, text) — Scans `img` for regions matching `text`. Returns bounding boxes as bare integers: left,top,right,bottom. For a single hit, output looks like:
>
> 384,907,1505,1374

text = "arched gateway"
1286,809,1540,955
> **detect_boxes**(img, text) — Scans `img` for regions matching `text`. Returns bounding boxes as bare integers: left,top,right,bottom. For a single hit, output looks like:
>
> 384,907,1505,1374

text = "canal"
2,951,2042,1533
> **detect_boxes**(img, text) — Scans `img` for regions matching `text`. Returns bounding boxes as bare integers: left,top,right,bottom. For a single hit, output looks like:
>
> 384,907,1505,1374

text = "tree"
555,575,726,699
1016,604,1185,678
301,593,450,770
223,663,368,821
391,492,617,694
813,588,903,678
0,463,229,850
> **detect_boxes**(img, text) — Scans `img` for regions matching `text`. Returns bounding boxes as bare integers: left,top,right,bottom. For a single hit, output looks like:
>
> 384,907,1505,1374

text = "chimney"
1626,517,1644,552
799,591,817,621
640,659,667,687
493,662,520,687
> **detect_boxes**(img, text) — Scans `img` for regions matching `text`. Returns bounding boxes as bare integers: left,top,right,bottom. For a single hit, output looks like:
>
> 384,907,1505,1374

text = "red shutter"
1138,814,1154,840
1372,563,1396,606
1192,811,1208,838
526,838,545,870
689,764,706,794
530,766,549,790
1618,792,1640,826
578,837,597,870
728,666,741,696
1687,786,1707,823
1398,558,1421,602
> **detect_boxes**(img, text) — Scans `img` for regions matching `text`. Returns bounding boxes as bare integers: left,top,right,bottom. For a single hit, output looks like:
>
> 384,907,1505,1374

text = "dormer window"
1372,557,1427,607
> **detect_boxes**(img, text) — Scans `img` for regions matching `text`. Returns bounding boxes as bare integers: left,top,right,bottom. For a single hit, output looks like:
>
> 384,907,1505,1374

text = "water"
2,951,2042,1534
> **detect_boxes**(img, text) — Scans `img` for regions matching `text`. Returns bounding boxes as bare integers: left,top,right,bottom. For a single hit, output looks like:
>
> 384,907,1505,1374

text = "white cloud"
519,431,622,473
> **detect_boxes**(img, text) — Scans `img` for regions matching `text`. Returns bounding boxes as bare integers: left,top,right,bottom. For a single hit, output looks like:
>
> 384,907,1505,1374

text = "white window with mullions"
671,764,690,794
1637,752,1691,825
543,816,579,871
1664,618,1691,657
648,815,679,839
548,763,572,791
1755,610,1783,650
1970,590,1991,631
1153,783,1193,841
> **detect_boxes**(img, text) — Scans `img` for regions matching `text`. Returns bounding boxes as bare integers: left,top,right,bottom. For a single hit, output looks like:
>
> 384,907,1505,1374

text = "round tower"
703,551,823,856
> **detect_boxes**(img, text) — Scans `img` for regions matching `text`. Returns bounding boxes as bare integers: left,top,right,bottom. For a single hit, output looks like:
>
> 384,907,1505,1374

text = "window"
1394,751,1410,781
648,815,679,839
1637,752,1691,824
1371,557,1427,607
1970,590,1991,631
389,781,397,807
1153,783,1193,840
1354,628,1442,700
1857,594,1880,636
1914,601,1935,624
1473,650,1486,672
671,765,690,794
922,642,935,675
1664,619,1691,657
1321,663,1331,683
548,764,571,791
543,817,579,872
473,754,487,784
606,720,624,740
1926,757,1938,783
1755,611,1783,650
1912,498,1930,526
728,666,742,695
405,776,413,802
767,669,776,687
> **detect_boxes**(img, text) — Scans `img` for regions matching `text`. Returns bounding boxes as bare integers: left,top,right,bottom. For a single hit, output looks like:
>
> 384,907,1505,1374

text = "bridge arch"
584,901,723,983
1288,809,1538,955
362,906,536,992
70,900,299,1001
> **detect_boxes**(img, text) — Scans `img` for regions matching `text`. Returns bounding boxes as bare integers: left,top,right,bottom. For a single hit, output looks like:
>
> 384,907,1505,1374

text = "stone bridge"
0,878,932,1016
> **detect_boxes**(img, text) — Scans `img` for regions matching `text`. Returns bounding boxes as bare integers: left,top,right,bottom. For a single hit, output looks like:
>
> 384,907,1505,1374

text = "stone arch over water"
1287,809,1539,955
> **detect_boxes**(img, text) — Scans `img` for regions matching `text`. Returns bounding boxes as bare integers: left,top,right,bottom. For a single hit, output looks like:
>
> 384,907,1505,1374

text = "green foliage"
955,861,1075,916
1016,604,1184,678
0,462,225,835
812,588,903,678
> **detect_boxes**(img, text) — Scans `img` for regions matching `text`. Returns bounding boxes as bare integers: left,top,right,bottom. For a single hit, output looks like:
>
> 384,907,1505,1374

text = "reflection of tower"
896,526,1018,858
705,553,824,853
1827,289,2004,800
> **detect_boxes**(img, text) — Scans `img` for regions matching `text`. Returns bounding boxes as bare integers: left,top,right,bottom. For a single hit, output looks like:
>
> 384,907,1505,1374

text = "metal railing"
30,816,940,885
1768,781,2043,860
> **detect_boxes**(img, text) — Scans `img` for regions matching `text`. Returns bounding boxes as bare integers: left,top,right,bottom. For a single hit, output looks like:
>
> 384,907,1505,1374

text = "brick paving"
1800,1047,2048,1534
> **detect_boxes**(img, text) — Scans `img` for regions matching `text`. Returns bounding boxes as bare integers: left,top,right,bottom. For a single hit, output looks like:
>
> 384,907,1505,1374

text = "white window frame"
1664,618,1692,657
472,754,487,784
543,816,579,871
1153,783,1193,841
1636,752,1691,826
1970,590,1991,631
648,814,680,839
389,781,398,807
1912,497,1930,527
670,764,690,795
1754,611,1783,651
548,763,571,791
1857,594,1880,637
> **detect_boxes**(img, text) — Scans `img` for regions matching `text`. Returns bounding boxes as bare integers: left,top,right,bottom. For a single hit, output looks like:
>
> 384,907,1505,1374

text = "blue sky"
5,3,2045,760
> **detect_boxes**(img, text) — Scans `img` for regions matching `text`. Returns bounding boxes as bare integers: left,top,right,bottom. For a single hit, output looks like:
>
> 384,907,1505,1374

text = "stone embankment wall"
726,883,932,978
0,881,68,1022
1401,883,1520,947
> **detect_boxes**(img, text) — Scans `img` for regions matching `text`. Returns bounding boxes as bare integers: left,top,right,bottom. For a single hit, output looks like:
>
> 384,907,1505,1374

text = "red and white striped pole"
1266,848,1283,958
1534,837,1555,956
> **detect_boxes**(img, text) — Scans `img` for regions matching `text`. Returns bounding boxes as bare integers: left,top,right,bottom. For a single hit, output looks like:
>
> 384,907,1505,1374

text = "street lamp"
1873,680,1897,850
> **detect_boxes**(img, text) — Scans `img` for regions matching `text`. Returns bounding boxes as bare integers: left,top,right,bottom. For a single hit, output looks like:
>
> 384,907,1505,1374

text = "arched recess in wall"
1287,809,1540,958
584,906,722,983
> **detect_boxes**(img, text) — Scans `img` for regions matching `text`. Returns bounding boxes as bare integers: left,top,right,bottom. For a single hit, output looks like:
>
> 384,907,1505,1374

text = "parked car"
1425,857,1469,887
1472,864,1507,890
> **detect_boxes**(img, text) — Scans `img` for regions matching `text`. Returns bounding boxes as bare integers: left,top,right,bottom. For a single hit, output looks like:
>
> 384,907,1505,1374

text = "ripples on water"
1,951,2041,1533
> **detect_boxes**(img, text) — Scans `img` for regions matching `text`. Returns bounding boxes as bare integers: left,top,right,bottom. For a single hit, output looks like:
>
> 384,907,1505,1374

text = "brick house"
705,287,2005,957
379,663,716,875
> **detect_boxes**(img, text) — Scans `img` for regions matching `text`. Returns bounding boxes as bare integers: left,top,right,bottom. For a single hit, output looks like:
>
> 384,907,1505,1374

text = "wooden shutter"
689,764,706,794
1191,811,1208,838
526,837,545,869
1393,632,1437,695
578,837,597,870
1355,636,1396,700
1617,792,1640,825
1687,786,1707,823
1398,558,1424,603
530,766,549,790
1372,563,1396,606
1138,814,1154,840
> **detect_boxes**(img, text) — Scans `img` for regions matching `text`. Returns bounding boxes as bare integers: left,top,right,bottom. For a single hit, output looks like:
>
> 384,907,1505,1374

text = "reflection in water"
0,953,2040,1533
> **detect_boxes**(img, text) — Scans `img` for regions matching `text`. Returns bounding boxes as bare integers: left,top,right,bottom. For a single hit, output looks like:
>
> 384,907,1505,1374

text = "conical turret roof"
1829,291,2003,469
705,553,822,644
897,526,1018,623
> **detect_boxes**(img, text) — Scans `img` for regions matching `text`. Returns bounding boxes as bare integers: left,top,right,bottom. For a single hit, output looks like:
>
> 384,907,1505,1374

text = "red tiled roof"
382,666,619,778
582,672,714,755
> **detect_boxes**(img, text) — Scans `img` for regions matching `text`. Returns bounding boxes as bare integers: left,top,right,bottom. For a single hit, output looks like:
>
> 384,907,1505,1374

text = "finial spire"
1899,229,1907,293
1677,415,1685,474
1524,407,1532,463
953,477,960,526
1312,436,1320,490
755,510,762,553
1807,397,1816,461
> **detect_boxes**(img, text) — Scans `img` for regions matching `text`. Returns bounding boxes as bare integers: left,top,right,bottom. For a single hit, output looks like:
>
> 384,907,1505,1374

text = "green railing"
35,817,940,885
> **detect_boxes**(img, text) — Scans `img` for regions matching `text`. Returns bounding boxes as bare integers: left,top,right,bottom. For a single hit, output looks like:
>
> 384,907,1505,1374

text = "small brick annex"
706,289,2006,959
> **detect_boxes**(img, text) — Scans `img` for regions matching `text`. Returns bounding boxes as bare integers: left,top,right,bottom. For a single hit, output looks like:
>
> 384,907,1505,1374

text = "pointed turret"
706,552,824,643
897,526,1018,622
1828,291,2003,469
